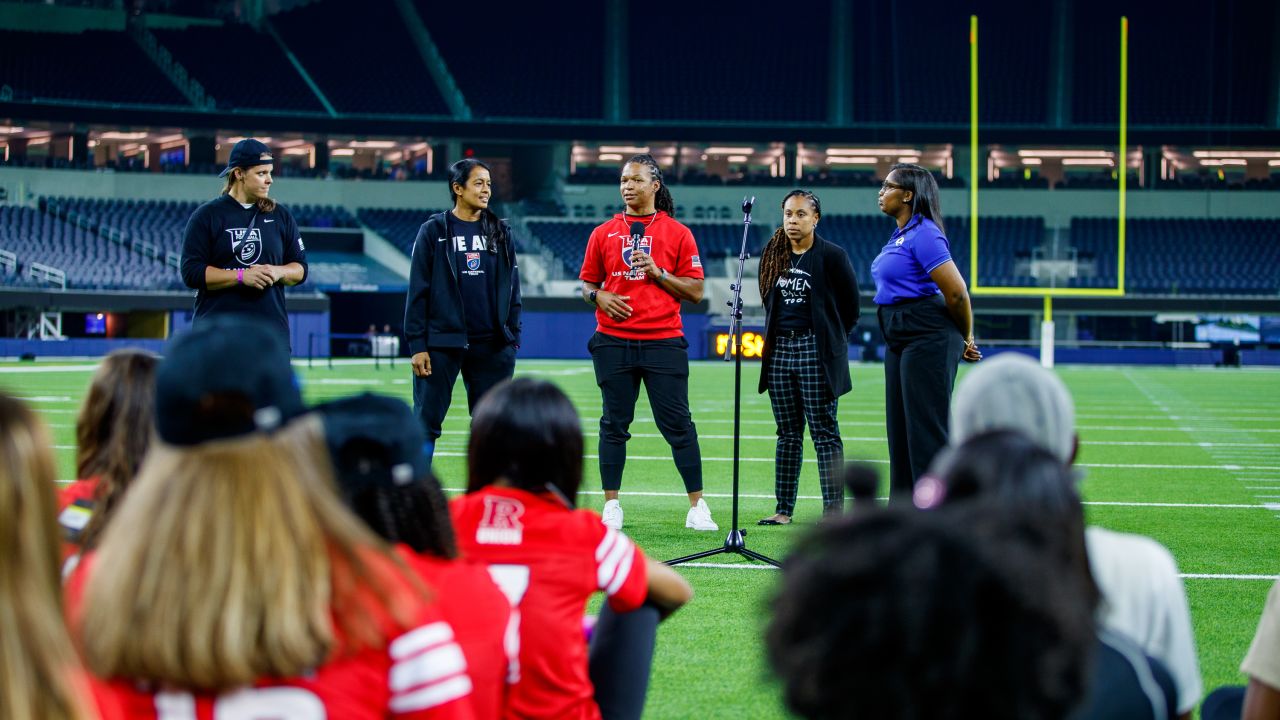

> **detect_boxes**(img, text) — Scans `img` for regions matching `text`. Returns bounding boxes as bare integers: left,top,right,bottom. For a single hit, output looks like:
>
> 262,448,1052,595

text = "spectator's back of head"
950,353,1076,464
74,349,159,550
767,505,1094,720
316,392,456,558
154,315,304,447
467,377,583,506
0,393,94,719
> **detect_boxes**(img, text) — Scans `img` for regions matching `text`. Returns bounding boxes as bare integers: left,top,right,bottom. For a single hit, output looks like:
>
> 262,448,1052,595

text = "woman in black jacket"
403,159,521,466
757,190,860,525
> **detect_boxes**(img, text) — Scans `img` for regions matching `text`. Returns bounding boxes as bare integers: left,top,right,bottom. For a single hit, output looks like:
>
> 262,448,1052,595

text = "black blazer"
758,234,861,397
403,211,522,355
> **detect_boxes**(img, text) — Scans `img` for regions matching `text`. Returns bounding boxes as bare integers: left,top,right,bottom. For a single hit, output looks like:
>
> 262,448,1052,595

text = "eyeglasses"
880,181,908,193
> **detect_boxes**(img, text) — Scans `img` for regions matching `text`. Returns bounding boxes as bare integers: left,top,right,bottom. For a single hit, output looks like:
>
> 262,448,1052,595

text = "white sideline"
431,451,1280,472
670,563,1279,579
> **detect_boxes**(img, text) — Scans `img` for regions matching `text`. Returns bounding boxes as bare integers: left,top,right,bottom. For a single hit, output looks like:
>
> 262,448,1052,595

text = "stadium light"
0,126,23,134
98,131,150,141
1192,150,1280,158
1017,149,1112,157
599,145,649,154
598,153,622,161
331,149,355,156
727,155,749,163
826,156,879,164
827,147,916,155
705,147,754,155
1062,158,1114,166
348,141,397,149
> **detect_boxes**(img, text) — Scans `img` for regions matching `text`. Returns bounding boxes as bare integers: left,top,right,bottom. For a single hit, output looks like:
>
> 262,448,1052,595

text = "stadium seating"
152,25,325,112
1071,0,1268,125
626,0,829,122
273,0,450,115
0,29,188,107
305,251,407,291
1069,217,1280,294
419,0,604,119
357,208,436,257
850,0,1049,124
0,206,179,290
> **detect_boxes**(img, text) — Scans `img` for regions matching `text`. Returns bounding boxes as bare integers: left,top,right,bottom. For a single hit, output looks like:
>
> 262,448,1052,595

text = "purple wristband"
236,268,244,285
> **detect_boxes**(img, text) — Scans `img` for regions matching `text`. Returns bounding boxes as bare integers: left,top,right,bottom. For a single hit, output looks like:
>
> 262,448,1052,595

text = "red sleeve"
579,227,605,284
592,526,649,613
673,225,704,280
386,614,477,720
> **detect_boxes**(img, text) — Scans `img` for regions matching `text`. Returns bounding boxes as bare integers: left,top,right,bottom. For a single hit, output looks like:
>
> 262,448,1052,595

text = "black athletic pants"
412,340,516,445
589,601,661,720
879,295,963,501
589,332,703,494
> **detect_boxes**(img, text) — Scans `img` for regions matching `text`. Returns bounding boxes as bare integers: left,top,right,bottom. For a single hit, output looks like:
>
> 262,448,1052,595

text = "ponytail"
626,153,675,216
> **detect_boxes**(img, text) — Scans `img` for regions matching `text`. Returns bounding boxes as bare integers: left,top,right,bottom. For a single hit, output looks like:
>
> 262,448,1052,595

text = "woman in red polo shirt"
578,153,716,532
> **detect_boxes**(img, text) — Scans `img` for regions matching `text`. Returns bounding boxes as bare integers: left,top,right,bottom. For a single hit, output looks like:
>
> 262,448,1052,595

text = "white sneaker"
602,499,624,530
685,499,718,531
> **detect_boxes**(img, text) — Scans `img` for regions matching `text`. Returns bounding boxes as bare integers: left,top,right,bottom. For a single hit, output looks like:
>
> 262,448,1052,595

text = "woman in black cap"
179,137,309,344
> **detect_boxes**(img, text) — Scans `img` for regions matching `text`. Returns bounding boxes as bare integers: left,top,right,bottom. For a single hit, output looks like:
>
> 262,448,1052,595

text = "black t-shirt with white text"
448,215,499,342
179,195,308,343
775,252,813,331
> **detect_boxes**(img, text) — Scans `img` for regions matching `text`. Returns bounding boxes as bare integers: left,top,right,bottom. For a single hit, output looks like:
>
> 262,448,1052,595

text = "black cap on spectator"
315,393,429,496
154,315,304,446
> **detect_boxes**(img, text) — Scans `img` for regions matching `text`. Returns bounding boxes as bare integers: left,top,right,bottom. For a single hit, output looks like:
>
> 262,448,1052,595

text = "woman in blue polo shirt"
872,164,981,502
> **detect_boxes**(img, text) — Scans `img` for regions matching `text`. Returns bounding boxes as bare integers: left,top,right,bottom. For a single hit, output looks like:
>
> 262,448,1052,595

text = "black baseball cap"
315,393,429,496
154,315,305,446
218,138,274,178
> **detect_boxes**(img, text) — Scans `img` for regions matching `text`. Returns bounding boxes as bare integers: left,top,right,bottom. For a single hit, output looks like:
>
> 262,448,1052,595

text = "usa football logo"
621,235,652,268
226,227,263,265
466,252,481,271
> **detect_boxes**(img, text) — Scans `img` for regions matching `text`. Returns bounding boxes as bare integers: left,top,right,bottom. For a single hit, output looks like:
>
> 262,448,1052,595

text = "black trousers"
878,296,963,501
412,340,516,441
589,332,702,494
766,332,844,516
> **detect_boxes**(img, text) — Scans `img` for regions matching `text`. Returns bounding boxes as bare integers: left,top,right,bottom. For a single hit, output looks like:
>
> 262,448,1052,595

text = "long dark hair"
447,158,508,253
934,429,1099,610
759,189,821,298
75,349,158,550
889,163,945,236
467,378,583,506
626,153,675,216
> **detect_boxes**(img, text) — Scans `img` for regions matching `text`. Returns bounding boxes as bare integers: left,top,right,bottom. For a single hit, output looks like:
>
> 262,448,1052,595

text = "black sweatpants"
589,332,702,493
412,340,516,442
878,295,963,501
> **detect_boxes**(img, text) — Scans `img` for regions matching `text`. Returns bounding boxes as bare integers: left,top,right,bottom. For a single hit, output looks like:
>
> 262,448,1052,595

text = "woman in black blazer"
756,190,861,525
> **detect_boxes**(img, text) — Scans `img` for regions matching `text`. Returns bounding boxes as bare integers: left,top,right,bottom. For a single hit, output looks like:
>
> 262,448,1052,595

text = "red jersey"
450,487,649,720
579,211,704,340
399,548,512,720
57,477,99,561
66,552,477,720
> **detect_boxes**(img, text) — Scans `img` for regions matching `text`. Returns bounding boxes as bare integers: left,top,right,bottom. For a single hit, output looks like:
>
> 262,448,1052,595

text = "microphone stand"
667,197,780,568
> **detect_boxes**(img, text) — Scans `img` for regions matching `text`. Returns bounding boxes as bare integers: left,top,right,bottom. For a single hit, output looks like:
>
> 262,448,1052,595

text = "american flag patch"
691,254,702,268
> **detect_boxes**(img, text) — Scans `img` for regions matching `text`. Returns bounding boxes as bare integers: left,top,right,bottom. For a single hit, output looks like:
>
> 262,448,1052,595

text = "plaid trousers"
765,332,844,516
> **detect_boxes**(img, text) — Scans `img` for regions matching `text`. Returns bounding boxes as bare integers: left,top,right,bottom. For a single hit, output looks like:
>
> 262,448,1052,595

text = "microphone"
628,221,645,278
742,196,755,215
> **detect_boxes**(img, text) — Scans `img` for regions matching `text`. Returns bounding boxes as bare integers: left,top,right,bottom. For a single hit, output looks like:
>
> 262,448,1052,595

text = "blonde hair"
74,349,158,550
220,165,277,214
0,393,94,720
81,414,423,691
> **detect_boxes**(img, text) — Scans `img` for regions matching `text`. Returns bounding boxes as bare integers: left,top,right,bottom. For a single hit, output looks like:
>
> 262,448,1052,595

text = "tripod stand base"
665,529,781,567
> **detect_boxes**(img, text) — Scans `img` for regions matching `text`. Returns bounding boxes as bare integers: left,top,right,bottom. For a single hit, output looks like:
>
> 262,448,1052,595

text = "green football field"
2,358,1278,719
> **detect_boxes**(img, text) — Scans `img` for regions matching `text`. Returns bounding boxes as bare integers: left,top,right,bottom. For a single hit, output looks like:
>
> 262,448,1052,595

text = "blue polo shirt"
870,215,952,305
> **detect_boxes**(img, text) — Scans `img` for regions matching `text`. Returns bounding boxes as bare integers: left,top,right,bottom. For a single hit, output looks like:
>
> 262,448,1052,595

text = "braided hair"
759,190,822,299
626,153,675,215
448,158,508,253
